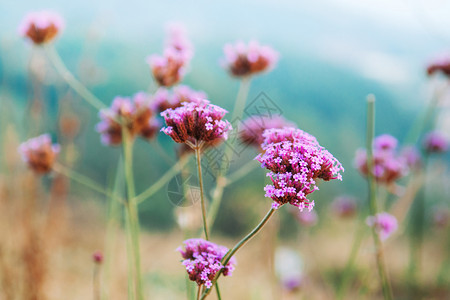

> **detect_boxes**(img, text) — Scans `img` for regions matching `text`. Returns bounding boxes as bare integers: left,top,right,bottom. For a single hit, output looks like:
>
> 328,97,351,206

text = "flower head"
152,85,207,113
222,40,279,77
18,134,60,174
373,134,398,151
427,53,450,77
96,92,158,145
178,239,236,288
161,100,232,147
240,116,296,149
92,251,103,264
423,130,448,153
165,22,193,59
400,145,422,169
331,196,357,218
18,11,64,44
366,212,398,241
256,127,344,210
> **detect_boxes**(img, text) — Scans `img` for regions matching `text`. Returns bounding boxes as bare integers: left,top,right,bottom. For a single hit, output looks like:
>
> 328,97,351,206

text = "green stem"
207,77,252,229
124,207,136,300
135,155,189,204
200,207,275,300
44,45,107,112
225,159,259,186
194,142,209,240
365,95,393,300
122,129,144,300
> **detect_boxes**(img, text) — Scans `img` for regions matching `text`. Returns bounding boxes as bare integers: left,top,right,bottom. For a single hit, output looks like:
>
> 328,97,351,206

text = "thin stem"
122,129,144,300
197,285,202,300
207,77,252,229
215,283,222,300
93,265,101,300
135,155,189,204
200,207,275,300
365,95,393,300
194,142,209,240
44,45,107,112
225,159,259,186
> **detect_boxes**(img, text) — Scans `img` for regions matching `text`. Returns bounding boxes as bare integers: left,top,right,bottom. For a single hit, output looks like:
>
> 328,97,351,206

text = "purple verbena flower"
240,116,296,149
18,11,64,44
366,212,398,241
256,127,344,210
400,145,422,169
222,40,279,77
178,239,236,288
18,134,60,174
160,100,232,147
373,134,398,151
152,85,207,113
331,196,357,218
423,130,448,153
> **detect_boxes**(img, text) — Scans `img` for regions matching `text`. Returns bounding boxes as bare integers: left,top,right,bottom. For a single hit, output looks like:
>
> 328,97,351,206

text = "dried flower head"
96,92,158,145
161,100,232,147
240,116,296,149
18,134,60,174
178,239,236,288
331,196,357,218
423,130,448,153
256,127,344,210
354,134,408,185
366,212,398,241
152,85,207,113
427,54,450,77
222,40,279,77
18,11,64,44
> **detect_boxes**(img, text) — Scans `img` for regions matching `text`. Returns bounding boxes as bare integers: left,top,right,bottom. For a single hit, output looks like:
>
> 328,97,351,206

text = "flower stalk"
193,140,209,241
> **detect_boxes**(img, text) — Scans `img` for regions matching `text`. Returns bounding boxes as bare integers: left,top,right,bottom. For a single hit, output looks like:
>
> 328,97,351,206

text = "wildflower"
92,251,103,264
178,239,236,288
152,85,207,113
160,100,232,148
427,54,450,77
18,11,64,44
400,145,422,169
239,116,296,149
423,130,448,153
331,196,357,218
165,22,193,59
256,127,344,210
366,212,398,241
96,92,158,145
222,40,279,77
18,134,60,174
354,134,408,185
292,208,318,226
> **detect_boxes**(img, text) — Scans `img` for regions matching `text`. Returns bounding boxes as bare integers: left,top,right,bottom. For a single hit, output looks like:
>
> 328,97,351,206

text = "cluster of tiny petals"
257,127,344,210
239,116,296,148
160,100,232,145
423,130,448,153
96,92,159,146
366,212,398,241
354,134,408,185
152,85,207,113
178,239,236,288
18,10,64,44
426,53,450,77
222,40,279,77
18,134,60,174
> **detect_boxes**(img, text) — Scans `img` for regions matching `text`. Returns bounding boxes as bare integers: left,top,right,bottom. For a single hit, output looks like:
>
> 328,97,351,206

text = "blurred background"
0,0,449,299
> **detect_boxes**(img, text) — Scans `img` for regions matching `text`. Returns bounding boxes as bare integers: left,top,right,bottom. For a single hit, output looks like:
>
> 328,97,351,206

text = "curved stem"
44,45,107,112
200,207,275,300
194,142,209,240
366,95,393,300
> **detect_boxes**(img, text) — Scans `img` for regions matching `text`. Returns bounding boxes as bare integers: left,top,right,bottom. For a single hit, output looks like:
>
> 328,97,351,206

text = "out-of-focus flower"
96,92,159,146
178,239,236,289
256,127,344,210
275,247,304,293
366,212,398,241
427,54,450,77
222,40,279,77
92,251,103,264
161,100,232,147
165,22,193,59
239,116,296,149
18,11,64,44
292,208,318,226
423,131,448,153
432,207,449,229
400,145,422,169
18,134,60,174
355,134,408,185
331,196,357,218
152,85,207,113
174,206,202,232
59,113,81,140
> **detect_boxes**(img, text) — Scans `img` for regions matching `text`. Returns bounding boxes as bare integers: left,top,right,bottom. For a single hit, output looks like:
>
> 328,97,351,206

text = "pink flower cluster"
222,41,279,77
18,10,64,44
146,23,192,87
18,134,60,174
96,92,159,145
366,212,398,241
152,85,207,113
256,127,344,210
354,134,408,185
160,100,232,146
178,239,236,288
423,131,448,153
239,116,296,149
427,53,450,77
